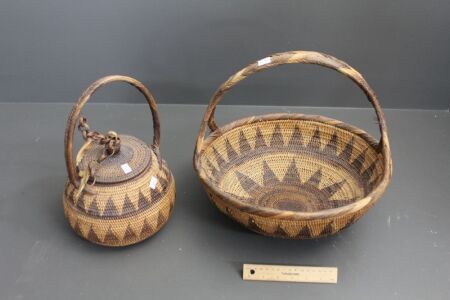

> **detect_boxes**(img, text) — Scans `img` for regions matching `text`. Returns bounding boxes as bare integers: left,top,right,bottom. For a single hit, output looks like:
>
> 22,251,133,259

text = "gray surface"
1,0,450,109
0,103,449,300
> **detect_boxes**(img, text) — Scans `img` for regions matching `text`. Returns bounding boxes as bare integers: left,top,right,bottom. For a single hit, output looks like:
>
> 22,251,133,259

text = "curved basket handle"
65,75,161,187
195,51,390,156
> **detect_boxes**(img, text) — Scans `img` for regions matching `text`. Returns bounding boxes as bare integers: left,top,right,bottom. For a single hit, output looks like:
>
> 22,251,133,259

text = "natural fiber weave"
77,135,152,183
194,51,392,239
63,160,175,247
63,75,175,247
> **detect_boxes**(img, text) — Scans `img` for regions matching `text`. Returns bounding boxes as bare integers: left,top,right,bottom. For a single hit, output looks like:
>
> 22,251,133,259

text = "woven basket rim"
194,113,392,220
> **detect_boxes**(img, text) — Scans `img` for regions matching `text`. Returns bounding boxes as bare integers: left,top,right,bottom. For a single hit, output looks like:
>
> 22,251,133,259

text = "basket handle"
65,75,161,187
195,51,389,155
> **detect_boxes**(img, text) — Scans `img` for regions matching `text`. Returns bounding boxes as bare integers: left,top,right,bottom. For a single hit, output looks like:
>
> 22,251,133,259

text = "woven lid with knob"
76,135,153,184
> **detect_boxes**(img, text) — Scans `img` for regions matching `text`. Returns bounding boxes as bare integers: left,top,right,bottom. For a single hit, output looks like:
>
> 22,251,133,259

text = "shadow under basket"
194,51,392,239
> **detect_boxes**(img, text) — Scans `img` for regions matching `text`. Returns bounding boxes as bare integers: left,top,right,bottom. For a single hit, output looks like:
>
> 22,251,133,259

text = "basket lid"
77,135,152,184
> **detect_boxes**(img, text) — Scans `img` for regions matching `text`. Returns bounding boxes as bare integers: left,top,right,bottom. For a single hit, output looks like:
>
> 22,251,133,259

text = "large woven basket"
63,75,175,247
194,51,392,239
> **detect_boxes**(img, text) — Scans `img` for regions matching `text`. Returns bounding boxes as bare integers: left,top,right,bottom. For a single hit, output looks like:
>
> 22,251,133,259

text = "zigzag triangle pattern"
64,186,175,246
198,118,384,239
63,163,176,247
203,124,380,188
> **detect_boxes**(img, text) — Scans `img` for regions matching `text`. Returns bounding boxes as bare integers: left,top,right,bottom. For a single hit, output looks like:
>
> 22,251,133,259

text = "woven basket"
194,51,392,239
63,75,175,247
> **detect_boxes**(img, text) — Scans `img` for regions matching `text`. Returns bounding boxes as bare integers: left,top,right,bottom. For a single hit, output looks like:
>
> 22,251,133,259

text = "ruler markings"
243,264,338,284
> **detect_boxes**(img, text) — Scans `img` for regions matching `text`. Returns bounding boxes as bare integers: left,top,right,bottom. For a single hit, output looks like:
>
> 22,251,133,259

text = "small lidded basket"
194,51,392,239
63,75,175,247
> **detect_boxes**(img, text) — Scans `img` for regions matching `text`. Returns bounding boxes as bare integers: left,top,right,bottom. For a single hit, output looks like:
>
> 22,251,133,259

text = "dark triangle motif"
274,225,288,237
151,188,161,204
282,159,301,184
140,219,153,238
212,147,226,167
239,131,252,153
123,224,137,242
254,127,267,149
225,139,238,161
339,137,355,162
270,124,284,147
212,147,225,168
138,191,149,210
262,161,279,187
103,227,119,243
323,132,338,155
87,227,101,243
235,171,260,195
77,194,86,212
321,180,345,198
351,149,367,174
288,126,304,147
305,169,322,187
122,194,135,216
319,222,334,236
158,175,168,190
296,225,312,238
369,174,381,190
307,128,321,150
157,212,166,228
372,173,381,184
362,161,377,181
88,198,100,217
344,214,358,228
103,197,118,217
205,158,219,180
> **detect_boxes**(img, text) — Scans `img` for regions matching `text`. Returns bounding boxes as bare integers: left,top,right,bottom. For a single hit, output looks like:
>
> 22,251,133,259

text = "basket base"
208,183,370,239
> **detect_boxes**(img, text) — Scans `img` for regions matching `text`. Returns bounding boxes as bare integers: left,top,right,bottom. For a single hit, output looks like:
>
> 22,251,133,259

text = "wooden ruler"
243,264,338,284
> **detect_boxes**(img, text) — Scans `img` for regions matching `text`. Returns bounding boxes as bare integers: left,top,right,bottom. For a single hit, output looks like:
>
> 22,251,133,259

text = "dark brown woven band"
65,75,161,187
195,51,390,156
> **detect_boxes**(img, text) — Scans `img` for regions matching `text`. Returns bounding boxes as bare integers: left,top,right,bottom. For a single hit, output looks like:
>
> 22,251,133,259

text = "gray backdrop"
0,0,449,109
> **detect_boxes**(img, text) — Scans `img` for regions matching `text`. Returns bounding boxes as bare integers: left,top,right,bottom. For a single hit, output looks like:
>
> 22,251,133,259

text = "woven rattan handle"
196,51,389,155
65,75,161,186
